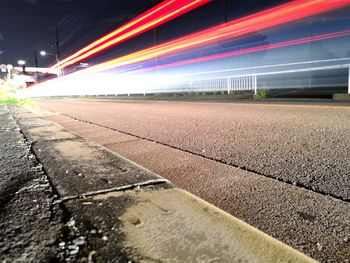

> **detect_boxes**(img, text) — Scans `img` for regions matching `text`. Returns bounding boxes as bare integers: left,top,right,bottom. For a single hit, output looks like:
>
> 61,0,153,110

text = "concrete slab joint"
8,106,317,262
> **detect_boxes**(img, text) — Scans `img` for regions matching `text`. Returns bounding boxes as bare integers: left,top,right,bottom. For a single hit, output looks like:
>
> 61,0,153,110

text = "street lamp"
40,50,62,77
40,50,57,59
17,60,26,73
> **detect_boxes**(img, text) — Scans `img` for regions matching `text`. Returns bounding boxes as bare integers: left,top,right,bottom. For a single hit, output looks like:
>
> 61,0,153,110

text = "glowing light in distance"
52,0,210,69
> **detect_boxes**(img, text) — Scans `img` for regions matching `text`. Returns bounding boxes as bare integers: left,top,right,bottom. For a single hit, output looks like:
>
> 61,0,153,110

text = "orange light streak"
52,0,210,69
77,0,350,75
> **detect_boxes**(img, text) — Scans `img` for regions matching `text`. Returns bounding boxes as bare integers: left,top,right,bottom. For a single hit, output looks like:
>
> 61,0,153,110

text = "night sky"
0,0,288,67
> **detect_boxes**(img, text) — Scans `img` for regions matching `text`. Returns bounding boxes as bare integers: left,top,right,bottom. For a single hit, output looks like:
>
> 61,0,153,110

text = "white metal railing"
182,76,257,94
154,62,350,95
227,75,257,94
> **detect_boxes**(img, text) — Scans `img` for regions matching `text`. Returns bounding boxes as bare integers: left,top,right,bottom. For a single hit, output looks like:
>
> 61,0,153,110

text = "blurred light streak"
175,57,350,78
76,0,350,76
52,0,210,69
13,67,58,75
129,30,350,74
29,0,350,95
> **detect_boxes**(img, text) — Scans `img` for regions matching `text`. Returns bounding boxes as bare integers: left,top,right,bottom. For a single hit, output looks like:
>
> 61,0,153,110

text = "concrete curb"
14,106,317,262
333,93,350,102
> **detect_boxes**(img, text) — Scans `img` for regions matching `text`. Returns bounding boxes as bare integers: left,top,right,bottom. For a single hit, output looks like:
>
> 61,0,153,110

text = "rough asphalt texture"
37,99,350,262
0,106,62,262
38,99,350,199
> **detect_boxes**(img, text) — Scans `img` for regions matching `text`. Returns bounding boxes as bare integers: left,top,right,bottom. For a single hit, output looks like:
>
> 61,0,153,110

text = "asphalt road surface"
36,99,350,262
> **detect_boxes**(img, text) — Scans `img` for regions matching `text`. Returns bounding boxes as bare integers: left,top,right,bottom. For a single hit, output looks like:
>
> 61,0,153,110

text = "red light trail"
129,30,350,74
36,0,350,92
51,0,210,69
77,0,350,75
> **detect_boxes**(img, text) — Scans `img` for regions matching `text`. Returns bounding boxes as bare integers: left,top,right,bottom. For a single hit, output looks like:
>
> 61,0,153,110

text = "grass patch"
253,89,269,100
139,91,253,100
0,85,36,107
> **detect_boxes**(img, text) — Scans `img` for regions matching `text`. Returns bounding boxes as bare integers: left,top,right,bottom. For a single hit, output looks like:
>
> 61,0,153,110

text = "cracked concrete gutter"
0,106,62,262
13,106,317,262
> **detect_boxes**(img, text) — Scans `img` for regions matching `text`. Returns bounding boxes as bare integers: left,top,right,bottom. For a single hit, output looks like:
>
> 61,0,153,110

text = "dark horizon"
0,0,288,67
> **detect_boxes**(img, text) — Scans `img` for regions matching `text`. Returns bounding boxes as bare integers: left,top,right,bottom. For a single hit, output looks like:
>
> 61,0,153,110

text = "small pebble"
73,237,85,246
53,199,62,205
66,218,75,228
68,245,78,250
59,241,65,247
69,248,79,255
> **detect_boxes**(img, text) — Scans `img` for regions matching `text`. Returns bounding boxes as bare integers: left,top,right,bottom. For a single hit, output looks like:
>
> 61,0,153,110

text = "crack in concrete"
0,106,65,261
59,113,350,204
13,118,63,221
58,179,170,202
